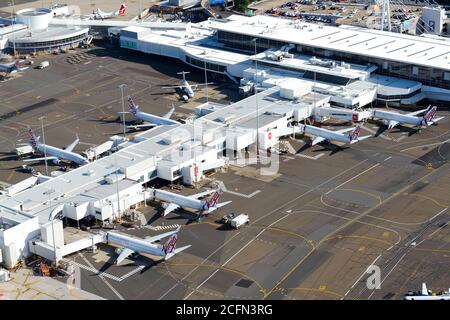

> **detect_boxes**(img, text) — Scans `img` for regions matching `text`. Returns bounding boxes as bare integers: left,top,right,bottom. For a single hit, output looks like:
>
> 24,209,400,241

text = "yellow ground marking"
261,162,449,300
6,170,15,182
404,193,449,208
383,231,390,238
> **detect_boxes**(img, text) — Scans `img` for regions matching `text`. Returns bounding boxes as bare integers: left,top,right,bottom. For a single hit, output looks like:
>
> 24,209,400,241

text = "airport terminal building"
116,15,450,105
0,8,90,54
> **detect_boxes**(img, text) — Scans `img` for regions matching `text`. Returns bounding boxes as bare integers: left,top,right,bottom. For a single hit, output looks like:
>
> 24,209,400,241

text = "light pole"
252,38,259,156
119,84,127,138
38,116,49,176
9,0,16,57
114,152,121,222
203,52,208,103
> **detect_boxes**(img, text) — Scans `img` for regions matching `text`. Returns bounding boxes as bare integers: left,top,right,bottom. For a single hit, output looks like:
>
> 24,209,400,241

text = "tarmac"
0,41,449,300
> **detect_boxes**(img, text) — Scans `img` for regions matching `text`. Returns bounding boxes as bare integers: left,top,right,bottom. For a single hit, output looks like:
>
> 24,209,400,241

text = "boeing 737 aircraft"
162,71,213,102
106,226,191,265
84,4,126,20
373,105,444,130
404,283,450,300
24,126,89,165
123,96,179,130
301,123,371,146
152,188,232,217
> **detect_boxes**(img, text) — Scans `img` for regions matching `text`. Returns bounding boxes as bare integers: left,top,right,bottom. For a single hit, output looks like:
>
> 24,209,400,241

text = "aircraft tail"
421,283,429,296
127,96,139,116
421,105,437,126
177,71,190,82
118,4,127,15
162,234,177,255
27,126,39,148
348,123,363,142
204,190,220,210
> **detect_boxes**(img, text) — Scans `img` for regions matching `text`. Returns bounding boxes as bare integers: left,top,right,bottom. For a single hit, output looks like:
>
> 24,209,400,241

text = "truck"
230,214,249,229
15,143,33,157
37,61,49,69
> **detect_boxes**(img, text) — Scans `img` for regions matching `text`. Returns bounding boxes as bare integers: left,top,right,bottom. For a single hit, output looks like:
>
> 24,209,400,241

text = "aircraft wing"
335,127,355,134
188,189,216,199
165,244,191,260
311,136,326,146
429,116,444,125
190,83,214,90
388,120,399,129
65,135,80,152
163,203,180,216
126,123,157,130
23,156,59,162
115,247,134,265
145,226,181,243
162,85,181,89
206,200,232,214
350,135,371,144
163,105,176,119
407,107,430,116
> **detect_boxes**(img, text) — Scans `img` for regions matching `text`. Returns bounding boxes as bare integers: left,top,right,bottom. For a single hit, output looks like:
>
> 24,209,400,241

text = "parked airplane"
152,188,232,217
373,105,444,130
301,123,371,146
106,226,191,264
24,126,89,165
162,71,213,102
0,60,27,74
124,96,179,130
85,3,126,20
404,283,450,300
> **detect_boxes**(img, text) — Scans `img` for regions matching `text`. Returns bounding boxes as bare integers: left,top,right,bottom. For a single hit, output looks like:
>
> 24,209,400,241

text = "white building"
420,6,446,35
116,15,450,105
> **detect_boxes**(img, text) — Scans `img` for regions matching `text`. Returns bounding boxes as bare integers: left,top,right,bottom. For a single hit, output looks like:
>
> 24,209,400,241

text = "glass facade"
298,45,450,90
217,31,288,53
12,33,88,50
186,55,226,73
216,30,450,90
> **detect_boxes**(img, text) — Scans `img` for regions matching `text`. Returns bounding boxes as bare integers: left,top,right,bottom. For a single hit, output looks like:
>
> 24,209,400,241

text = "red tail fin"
163,234,177,254
348,124,362,141
127,96,139,115
118,4,126,15
205,191,220,209
422,106,437,126
27,126,38,148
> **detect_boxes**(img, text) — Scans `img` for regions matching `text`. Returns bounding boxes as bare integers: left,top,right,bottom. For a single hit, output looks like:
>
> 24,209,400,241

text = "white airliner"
24,126,89,166
404,283,450,300
84,4,126,20
124,96,179,130
162,71,213,102
373,105,444,130
152,188,232,217
301,123,371,146
106,226,191,265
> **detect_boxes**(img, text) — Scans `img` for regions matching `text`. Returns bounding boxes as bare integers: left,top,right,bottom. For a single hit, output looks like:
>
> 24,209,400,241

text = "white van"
37,61,49,69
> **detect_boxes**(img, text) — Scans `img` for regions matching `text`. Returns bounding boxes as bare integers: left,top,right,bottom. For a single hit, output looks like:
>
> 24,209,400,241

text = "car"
220,213,235,224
